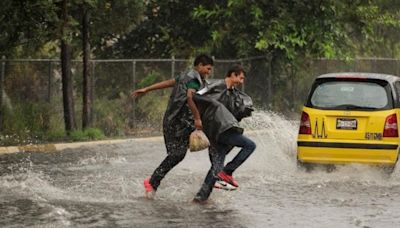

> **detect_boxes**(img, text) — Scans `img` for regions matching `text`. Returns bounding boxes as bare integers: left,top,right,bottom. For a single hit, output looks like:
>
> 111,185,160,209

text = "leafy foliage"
0,0,144,58
107,0,215,58
0,1,59,57
353,0,400,58
3,1,399,59
69,128,105,141
135,71,169,126
92,97,128,137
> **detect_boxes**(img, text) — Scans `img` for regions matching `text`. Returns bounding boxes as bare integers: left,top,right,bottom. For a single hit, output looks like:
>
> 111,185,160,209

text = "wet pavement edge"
0,136,163,154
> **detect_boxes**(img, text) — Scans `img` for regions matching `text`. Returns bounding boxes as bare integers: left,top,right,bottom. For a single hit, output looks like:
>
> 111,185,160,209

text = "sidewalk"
0,136,163,155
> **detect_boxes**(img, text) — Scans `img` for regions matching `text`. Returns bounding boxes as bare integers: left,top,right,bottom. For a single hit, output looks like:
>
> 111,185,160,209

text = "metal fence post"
47,60,53,103
267,55,272,107
398,59,400,77
91,61,95,124
240,59,245,92
131,60,136,128
0,56,5,131
171,56,175,78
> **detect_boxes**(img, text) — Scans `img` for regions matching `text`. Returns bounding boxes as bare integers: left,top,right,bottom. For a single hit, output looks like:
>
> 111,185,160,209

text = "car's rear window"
308,79,392,110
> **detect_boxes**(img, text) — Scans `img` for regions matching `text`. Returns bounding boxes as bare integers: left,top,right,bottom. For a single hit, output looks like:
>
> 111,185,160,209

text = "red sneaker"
144,178,155,198
217,171,239,187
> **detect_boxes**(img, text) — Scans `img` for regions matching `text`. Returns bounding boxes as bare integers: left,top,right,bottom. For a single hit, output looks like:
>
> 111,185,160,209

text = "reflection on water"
1,111,400,227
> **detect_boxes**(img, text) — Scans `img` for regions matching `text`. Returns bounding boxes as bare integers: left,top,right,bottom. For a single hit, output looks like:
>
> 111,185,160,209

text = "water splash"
239,110,299,175
2,110,400,227
238,110,400,185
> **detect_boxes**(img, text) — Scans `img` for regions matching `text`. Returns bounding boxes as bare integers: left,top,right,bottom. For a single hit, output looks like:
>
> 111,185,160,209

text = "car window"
310,81,388,109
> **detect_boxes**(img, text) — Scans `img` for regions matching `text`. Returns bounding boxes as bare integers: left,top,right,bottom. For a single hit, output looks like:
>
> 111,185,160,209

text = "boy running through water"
192,64,256,203
131,54,214,198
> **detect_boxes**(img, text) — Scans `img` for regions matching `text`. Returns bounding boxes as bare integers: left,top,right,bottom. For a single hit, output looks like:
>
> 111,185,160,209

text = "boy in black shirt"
131,54,213,198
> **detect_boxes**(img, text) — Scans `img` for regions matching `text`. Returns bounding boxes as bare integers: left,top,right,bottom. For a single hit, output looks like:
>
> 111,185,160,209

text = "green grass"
69,128,105,142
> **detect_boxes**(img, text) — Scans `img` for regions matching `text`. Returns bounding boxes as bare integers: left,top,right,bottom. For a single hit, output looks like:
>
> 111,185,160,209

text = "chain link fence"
1,57,399,139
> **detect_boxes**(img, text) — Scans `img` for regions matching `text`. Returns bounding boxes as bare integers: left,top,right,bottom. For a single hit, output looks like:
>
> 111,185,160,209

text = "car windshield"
310,80,389,110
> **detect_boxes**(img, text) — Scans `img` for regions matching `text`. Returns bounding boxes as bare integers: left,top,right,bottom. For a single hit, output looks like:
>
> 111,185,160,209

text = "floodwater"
1,111,400,228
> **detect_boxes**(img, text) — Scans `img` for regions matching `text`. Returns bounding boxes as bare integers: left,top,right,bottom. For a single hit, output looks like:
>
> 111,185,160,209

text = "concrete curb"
0,136,163,155
0,129,269,155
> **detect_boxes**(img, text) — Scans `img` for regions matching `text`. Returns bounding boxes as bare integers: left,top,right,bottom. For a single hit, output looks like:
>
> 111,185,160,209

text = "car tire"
297,160,314,172
384,151,399,175
382,165,396,175
325,164,336,173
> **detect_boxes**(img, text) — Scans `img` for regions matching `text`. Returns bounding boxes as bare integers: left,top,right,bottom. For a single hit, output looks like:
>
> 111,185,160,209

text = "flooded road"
1,111,400,228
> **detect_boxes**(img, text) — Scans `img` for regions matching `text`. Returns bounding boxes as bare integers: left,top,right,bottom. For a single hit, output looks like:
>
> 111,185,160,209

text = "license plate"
336,118,357,130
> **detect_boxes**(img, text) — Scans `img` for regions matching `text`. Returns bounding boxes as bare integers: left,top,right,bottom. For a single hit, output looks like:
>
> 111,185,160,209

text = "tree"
189,0,400,111
0,0,145,138
107,0,214,58
352,0,400,58
191,0,400,60
0,1,59,57
82,3,92,129
78,0,144,129
61,0,77,133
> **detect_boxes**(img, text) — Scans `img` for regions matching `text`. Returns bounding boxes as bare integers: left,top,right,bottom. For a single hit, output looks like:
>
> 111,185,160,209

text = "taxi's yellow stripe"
298,141,398,149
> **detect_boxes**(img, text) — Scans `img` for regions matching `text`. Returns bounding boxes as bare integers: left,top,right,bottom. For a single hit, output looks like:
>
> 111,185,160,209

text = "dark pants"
149,130,190,190
195,130,256,201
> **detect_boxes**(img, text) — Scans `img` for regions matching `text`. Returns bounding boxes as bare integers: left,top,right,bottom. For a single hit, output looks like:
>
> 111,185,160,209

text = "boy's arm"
187,88,202,130
131,79,176,98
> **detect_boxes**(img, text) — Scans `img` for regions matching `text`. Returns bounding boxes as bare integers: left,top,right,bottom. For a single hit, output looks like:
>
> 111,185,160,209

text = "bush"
133,70,170,133
69,128,105,142
93,97,128,137
84,128,105,140
46,128,67,142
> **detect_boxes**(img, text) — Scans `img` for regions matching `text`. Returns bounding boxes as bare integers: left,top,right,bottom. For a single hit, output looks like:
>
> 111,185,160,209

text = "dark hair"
225,63,245,78
193,54,214,66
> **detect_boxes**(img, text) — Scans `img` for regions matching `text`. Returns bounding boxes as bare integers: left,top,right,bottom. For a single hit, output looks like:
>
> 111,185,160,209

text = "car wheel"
297,160,314,172
383,152,399,175
325,164,336,173
382,165,396,175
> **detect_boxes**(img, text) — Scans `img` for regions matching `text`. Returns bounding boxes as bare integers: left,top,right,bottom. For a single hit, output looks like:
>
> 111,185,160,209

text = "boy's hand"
131,88,147,98
194,118,203,130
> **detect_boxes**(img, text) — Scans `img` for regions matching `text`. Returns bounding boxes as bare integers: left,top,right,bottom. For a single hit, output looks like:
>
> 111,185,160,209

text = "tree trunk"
82,6,92,129
61,0,76,133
